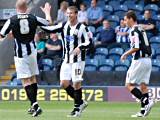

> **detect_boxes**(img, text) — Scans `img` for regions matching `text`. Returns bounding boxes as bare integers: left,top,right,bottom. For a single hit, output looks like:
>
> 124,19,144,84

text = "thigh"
28,53,39,76
60,62,72,81
14,57,31,79
71,61,85,82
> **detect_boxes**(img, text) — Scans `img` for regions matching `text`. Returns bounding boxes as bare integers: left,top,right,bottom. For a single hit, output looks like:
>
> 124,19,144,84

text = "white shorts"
14,52,39,79
126,58,152,85
60,61,85,82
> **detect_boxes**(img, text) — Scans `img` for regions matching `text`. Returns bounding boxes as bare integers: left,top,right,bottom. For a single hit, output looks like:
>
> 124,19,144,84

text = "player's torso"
10,14,37,44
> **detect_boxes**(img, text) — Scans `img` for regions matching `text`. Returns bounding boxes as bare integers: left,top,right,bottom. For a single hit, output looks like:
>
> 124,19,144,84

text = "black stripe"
73,23,81,62
32,41,36,48
81,33,86,61
66,25,71,63
17,41,22,58
14,43,17,57
26,43,31,55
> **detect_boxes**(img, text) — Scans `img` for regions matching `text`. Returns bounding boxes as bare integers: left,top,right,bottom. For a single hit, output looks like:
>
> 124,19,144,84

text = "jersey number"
19,19,30,34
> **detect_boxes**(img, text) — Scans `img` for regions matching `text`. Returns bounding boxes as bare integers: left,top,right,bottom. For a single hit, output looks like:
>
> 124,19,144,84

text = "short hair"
16,0,27,9
60,1,69,10
67,6,78,14
125,10,137,22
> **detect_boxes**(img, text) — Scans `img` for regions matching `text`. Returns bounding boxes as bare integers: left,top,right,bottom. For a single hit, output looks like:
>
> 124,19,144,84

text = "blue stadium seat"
137,14,144,22
152,59,160,69
88,26,96,36
95,48,108,56
99,66,113,71
152,66,159,71
123,1,136,9
151,43,160,49
103,5,113,17
144,4,159,14
150,36,160,44
155,49,160,59
85,66,97,71
98,59,114,71
114,5,128,12
108,1,120,8
108,48,124,61
107,15,120,28
41,58,54,71
114,11,126,20
109,48,124,55
85,59,98,67
107,15,120,23
99,59,114,67
96,26,103,34
131,4,143,15
115,60,130,68
104,5,113,12
114,66,128,71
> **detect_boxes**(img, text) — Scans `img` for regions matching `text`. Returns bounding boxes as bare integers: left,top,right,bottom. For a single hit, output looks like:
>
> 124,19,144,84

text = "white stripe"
0,19,11,36
36,16,49,26
41,22,63,31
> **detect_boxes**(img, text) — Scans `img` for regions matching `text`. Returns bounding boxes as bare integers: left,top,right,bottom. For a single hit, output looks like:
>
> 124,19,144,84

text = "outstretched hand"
40,2,51,14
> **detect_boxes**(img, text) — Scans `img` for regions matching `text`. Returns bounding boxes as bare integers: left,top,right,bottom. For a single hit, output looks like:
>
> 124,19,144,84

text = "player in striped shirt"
121,11,154,118
0,0,52,117
41,6,91,117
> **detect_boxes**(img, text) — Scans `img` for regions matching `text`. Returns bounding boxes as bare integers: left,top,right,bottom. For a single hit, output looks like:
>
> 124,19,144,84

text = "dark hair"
80,3,87,8
125,10,137,22
67,6,78,13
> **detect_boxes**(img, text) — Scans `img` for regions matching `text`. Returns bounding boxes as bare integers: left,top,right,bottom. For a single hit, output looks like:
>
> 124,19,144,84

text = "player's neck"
69,20,78,26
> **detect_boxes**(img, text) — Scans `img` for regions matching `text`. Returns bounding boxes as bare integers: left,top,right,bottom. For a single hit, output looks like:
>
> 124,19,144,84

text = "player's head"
144,10,151,20
67,6,78,23
124,10,137,27
16,0,28,12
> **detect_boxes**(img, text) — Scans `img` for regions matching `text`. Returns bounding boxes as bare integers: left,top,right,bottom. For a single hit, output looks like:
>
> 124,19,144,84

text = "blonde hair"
16,0,27,10
60,1,69,10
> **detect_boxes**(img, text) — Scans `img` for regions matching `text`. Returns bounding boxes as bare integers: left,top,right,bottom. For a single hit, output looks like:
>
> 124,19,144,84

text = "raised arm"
40,2,52,24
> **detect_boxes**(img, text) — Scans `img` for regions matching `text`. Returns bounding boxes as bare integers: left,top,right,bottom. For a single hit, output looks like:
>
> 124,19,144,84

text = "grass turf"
0,101,159,120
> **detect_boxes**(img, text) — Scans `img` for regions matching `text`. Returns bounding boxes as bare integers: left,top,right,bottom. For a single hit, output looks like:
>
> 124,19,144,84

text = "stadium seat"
151,43,160,49
103,5,113,17
144,4,159,14
98,59,114,71
85,66,97,71
107,15,120,23
108,1,120,8
152,66,159,71
114,66,128,71
88,26,96,36
155,49,160,59
99,59,114,67
41,58,54,71
123,1,136,9
150,36,160,44
108,48,124,61
96,26,103,34
114,5,128,12
115,60,130,68
107,15,120,28
99,66,113,71
152,59,160,69
137,14,144,22
85,59,98,67
95,48,108,56
130,4,143,15
114,11,126,20
109,48,124,55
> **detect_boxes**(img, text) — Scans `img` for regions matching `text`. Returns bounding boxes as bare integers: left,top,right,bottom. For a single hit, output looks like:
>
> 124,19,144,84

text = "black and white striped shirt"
129,25,152,60
42,21,91,63
0,13,49,58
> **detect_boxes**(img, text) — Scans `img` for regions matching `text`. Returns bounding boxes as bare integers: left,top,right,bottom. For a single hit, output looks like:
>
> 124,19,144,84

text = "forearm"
124,48,139,56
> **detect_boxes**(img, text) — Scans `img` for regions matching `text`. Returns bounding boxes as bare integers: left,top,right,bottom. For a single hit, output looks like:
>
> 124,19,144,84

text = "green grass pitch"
0,101,159,120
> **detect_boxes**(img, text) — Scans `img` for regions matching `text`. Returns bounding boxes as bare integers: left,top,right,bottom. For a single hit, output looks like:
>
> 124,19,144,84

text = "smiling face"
66,6,78,23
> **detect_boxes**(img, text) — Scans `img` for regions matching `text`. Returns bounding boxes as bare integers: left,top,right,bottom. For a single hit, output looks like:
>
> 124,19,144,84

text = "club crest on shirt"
65,35,74,42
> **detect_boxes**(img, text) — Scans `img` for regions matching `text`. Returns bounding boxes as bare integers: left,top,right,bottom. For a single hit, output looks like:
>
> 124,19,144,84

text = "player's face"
124,16,131,27
67,9,77,23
